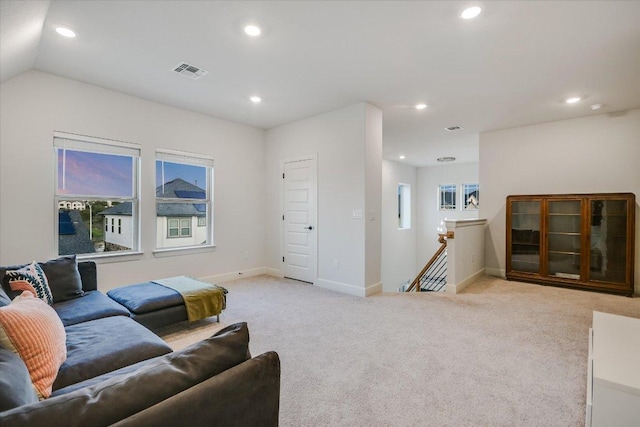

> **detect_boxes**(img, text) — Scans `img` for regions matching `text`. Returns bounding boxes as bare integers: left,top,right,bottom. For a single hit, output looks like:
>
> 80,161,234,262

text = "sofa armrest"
112,351,281,427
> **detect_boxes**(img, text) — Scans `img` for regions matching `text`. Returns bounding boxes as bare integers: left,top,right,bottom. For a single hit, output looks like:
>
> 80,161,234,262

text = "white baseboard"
365,281,383,296
315,278,379,297
263,267,283,278
200,267,272,283
484,267,506,278
446,268,485,294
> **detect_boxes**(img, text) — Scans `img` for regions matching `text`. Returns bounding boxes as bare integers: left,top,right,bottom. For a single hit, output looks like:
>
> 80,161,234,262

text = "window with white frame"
398,183,411,229
462,183,479,210
439,184,457,211
156,149,213,250
54,132,140,256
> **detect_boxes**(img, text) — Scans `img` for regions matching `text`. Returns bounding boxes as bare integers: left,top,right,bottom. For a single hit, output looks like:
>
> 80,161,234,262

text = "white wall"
479,109,640,294
265,103,382,296
364,104,382,290
416,162,479,271
155,216,207,248
381,160,417,291
0,70,266,291
104,215,134,249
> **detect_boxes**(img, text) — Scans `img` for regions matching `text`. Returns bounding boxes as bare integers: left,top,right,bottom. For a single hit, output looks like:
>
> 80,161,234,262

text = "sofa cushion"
5,262,54,305
2,323,251,427
0,292,67,399
52,322,251,396
53,316,172,390
40,255,84,303
53,290,130,327
107,282,183,314
0,345,38,411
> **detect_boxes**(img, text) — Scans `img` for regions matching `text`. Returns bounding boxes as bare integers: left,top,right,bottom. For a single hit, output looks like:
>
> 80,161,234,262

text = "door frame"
280,154,318,284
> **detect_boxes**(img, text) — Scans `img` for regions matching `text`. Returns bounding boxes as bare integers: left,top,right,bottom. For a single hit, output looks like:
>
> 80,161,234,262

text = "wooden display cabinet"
506,193,635,296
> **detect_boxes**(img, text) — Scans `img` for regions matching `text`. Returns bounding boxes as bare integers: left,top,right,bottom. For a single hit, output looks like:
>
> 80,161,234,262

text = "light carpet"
157,274,640,427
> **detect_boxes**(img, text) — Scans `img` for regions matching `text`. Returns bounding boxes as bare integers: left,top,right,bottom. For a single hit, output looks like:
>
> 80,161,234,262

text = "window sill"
77,251,144,264
153,245,216,258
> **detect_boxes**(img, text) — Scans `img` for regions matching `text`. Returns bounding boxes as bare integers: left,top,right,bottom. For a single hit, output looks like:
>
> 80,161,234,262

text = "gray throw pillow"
39,255,84,303
0,286,11,307
0,345,39,411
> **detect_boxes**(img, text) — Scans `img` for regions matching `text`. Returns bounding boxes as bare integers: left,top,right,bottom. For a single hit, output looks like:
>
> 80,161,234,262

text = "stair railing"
406,234,447,292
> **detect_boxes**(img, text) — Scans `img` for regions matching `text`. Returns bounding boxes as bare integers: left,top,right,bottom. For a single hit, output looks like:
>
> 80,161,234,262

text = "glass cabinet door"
510,201,541,273
588,199,628,284
547,200,582,279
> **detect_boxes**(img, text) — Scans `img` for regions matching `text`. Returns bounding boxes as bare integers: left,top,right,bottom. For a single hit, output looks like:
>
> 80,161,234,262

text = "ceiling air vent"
445,125,464,132
172,62,209,80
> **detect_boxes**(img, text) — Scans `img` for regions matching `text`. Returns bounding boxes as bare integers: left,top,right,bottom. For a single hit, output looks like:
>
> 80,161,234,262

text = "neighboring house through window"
54,132,140,256
463,183,479,210
439,184,457,211
155,149,213,250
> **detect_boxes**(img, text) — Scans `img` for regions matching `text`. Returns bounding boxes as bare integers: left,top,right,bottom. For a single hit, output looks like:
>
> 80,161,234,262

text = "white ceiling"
2,0,639,166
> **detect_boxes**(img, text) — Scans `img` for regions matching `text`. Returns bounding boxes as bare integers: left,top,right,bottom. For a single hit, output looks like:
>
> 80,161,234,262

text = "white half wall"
445,218,486,294
479,109,640,294
381,159,417,292
416,162,479,272
0,70,266,291
265,103,382,296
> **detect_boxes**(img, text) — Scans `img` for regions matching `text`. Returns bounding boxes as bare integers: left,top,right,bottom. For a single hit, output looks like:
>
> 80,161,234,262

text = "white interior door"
283,158,317,283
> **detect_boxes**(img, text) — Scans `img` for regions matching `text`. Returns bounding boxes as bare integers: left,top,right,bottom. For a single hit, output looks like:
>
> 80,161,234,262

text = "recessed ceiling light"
244,25,261,37
399,155,406,160
55,27,76,38
250,96,262,103
590,103,604,110
565,97,581,104
415,103,427,110
460,6,482,19
437,157,456,163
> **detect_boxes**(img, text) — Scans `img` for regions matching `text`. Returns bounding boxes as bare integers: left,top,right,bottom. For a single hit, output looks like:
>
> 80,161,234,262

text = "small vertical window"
167,218,191,238
111,218,114,233
397,183,411,229
118,219,122,234
168,219,179,237
463,183,479,210
439,184,457,211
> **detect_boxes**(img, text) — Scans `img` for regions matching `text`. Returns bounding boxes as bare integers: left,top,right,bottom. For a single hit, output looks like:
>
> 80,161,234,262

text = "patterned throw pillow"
6,262,54,305
0,291,67,399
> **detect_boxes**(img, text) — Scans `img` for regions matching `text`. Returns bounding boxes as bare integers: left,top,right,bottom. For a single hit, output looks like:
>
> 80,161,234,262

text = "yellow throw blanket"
153,276,225,322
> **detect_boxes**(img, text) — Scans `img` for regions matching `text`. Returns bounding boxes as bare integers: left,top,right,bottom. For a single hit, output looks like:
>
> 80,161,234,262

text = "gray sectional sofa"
0,259,280,426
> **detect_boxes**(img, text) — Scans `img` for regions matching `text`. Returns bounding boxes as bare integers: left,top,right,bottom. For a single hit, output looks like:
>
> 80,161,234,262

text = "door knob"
306,226,313,230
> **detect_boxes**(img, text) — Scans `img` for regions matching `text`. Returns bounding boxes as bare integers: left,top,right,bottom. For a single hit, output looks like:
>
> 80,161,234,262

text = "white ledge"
78,251,144,264
153,244,216,258
444,218,487,228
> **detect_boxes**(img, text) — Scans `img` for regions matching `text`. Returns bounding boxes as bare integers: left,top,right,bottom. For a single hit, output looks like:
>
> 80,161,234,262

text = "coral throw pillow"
6,262,54,305
0,292,67,399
